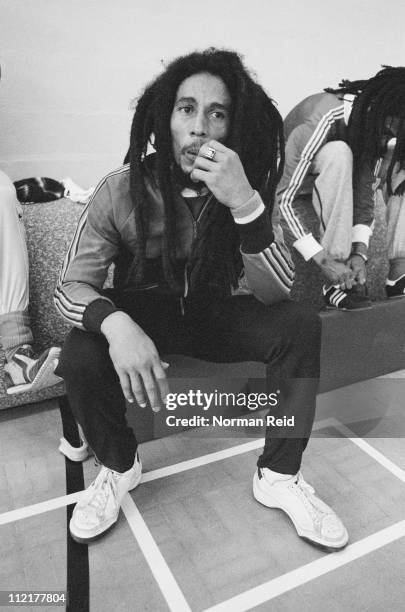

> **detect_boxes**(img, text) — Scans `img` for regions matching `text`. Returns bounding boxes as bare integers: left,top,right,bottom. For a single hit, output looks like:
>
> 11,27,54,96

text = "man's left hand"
190,140,254,208
347,254,367,285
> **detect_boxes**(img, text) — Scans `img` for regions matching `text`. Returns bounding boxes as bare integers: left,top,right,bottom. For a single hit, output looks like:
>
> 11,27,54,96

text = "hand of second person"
100,311,169,412
312,251,355,290
190,140,254,208
347,254,367,285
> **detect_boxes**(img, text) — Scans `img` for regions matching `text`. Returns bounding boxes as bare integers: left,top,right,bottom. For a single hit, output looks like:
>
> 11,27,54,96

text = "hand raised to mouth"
190,140,254,208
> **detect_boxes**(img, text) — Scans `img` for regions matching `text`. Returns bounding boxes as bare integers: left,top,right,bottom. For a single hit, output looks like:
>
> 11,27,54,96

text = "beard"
172,162,206,192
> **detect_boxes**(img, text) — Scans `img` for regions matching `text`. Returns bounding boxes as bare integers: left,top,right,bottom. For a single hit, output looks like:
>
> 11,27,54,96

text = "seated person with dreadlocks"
54,48,348,550
277,66,405,310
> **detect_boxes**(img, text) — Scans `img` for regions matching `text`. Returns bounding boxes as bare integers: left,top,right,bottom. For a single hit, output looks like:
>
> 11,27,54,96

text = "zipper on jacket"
182,194,213,303
183,263,189,298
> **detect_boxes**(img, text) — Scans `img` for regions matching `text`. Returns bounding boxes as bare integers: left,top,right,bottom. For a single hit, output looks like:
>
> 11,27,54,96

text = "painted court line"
0,418,336,527
1,415,404,612
199,417,405,611
0,491,81,526
141,417,335,483
141,439,264,483
0,439,264,526
202,519,405,612
121,494,191,612
330,418,405,483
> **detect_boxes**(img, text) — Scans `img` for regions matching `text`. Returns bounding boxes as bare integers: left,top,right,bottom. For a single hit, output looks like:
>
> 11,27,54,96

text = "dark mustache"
183,140,205,155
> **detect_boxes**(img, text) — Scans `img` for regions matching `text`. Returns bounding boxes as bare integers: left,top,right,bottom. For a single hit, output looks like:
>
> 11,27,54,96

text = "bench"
1,195,405,436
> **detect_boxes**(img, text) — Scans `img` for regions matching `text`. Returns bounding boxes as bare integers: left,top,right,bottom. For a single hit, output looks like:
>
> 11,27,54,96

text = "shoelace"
87,468,120,516
289,473,328,523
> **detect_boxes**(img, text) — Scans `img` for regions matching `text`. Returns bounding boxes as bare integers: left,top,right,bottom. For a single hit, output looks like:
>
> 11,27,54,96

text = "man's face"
170,72,231,174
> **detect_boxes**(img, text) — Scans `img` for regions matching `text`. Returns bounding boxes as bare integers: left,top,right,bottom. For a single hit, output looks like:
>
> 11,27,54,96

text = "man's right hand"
312,250,355,290
100,311,169,412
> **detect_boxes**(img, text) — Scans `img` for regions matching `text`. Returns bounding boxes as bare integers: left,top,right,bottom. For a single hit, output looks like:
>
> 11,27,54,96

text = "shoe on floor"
4,345,62,395
253,468,348,550
69,453,142,543
386,274,405,298
59,437,90,462
59,424,91,462
323,285,372,311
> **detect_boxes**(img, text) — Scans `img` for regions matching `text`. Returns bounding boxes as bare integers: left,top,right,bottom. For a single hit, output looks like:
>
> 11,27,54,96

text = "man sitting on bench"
54,48,348,550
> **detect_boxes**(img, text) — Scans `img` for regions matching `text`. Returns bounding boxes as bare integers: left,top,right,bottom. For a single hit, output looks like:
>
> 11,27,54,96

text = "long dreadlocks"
325,66,405,196
125,48,284,296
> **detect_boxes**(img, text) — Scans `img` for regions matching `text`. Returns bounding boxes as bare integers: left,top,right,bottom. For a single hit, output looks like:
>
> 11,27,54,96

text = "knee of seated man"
57,330,112,383
319,140,353,167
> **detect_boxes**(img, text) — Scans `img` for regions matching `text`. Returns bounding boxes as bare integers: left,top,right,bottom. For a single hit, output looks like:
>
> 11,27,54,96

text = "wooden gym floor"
1,373,405,612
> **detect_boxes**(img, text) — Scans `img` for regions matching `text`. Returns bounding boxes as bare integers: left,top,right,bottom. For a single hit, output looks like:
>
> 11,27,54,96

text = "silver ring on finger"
201,146,216,161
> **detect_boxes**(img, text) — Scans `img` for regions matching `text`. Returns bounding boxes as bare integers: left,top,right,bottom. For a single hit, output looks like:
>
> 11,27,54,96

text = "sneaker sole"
69,469,142,544
70,517,119,544
253,480,348,550
6,347,62,395
300,536,349,553
325,304,373,312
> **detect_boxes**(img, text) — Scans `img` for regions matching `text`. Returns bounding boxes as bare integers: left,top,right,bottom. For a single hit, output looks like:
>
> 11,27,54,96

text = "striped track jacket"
54,159,295,333
277,92,376,260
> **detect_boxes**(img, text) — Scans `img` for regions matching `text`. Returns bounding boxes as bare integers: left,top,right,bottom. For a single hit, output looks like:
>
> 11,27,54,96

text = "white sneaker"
58,437,90,462
5,345,62,395
69,454,142,543
58,424,91,462
253,468,348,550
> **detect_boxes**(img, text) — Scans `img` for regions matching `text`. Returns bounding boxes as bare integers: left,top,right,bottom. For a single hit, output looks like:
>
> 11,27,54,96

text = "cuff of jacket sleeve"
82,298,119,333
237,208,274,254
352,224,372,246
231,191,265,224
293,234,323,261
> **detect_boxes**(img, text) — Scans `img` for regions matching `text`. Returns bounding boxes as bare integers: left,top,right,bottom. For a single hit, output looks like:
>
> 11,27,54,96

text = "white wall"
1,0,405,186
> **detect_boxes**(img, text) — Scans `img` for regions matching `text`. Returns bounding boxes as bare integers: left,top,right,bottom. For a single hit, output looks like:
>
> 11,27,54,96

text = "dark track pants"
56,292,321,475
